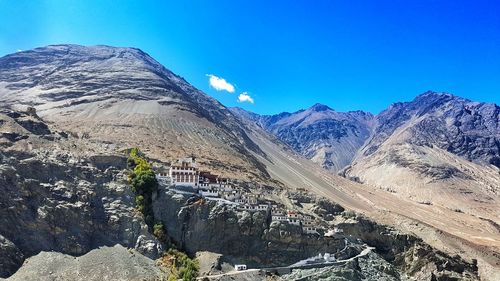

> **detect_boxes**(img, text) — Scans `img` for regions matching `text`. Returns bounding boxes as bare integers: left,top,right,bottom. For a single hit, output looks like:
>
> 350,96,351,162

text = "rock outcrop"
0,108,163,277
153,190,345,267
338,215,479,280
3,245,165,281
0,236,23,278
0,149,162,259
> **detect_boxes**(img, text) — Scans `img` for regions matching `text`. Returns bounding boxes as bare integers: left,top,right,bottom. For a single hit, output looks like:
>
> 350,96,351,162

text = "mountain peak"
309,103,332,112
414,91,461,101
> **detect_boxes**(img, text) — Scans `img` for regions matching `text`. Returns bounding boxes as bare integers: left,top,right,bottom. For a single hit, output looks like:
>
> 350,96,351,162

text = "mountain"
0,45,498,280
0,44,268,181
345,92,499,217
231,103,374,171
361,91,500,168
237,92,499,216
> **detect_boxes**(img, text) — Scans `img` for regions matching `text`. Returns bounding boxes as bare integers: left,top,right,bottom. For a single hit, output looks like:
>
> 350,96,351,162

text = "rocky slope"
231,104,374,172
152,190,346,267
151,189,479,280
3,245,165,281
362,91,499,168
0,108,162,277
345,92,499,221
234,99,499,280
0,44,269,181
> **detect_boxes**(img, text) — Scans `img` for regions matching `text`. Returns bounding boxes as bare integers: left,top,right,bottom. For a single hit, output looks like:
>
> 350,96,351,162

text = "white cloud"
206,74,235,93
16,49,22,52
237,92,254,104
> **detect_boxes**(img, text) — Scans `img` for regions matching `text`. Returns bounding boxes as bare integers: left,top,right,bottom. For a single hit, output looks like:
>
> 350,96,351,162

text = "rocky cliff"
0,108,162,277
152,190,347,267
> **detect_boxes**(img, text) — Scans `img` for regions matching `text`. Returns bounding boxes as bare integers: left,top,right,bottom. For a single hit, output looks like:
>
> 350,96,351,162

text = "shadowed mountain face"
0,44,269,180
231,104,374,172
364,91,500,168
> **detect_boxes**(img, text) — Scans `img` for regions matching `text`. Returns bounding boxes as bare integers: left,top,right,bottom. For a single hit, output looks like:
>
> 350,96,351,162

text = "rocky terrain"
343,92,499,224
0,45,498,280
4,245,165,281
0,107,162,277
231,104,374,172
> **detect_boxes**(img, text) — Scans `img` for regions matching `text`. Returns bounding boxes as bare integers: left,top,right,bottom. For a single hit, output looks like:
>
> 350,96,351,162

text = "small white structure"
234,198,246,204
272,215,287,222
334,227,343,233
223,190,241,201
256,204,269,211
244,195,258,205
199,188,219,197
324,227,343,237
235,264,247,271
156,173,171,186
271,209,287,222
323,253,336,262
303,226,319,235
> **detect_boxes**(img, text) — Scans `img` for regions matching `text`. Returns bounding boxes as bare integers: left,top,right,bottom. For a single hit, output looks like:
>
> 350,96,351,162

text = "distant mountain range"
231,104,375,172
233,91,499,216
232,92,500,173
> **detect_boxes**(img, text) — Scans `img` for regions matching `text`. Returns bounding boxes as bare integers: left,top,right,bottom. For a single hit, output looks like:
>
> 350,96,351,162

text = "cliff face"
0,108,162,278
151,188,479,280
153,190,344,267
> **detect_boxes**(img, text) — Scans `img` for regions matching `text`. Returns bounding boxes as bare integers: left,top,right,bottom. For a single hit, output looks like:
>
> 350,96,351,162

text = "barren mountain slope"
235,112,500,279
230,104,374,172
345,92,499,221
235,92,499,246
0,44,268,180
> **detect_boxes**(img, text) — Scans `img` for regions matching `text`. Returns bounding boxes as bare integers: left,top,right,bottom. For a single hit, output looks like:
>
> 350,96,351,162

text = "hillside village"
155,157,344,236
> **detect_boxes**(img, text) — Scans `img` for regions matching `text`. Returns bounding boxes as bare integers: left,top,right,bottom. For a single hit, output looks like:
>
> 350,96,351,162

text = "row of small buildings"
156,157,337,236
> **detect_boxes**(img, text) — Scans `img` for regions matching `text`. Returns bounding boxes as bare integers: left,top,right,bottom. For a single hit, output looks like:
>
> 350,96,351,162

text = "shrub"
126,148,158,229
165,249,199,280
135,195,145,212
153,223,168,242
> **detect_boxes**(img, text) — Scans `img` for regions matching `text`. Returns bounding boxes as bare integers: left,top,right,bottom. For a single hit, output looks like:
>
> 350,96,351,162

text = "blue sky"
0,0,499,114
